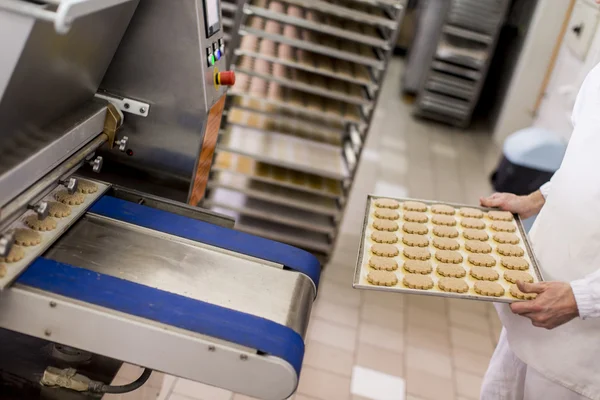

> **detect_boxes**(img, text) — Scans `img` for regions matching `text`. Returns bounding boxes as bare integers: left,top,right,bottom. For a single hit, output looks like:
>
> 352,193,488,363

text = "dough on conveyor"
1,245,24,263
48,201,71,218
55,190,85,205
77,180,98,194
13,228,41,246
25,215,57,232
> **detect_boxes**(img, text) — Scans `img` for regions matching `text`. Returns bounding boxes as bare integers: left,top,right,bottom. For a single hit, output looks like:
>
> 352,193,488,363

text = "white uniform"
481,62,600,400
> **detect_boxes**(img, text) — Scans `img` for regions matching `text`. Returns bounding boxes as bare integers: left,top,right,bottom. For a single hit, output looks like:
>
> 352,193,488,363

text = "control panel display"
203,0,221,37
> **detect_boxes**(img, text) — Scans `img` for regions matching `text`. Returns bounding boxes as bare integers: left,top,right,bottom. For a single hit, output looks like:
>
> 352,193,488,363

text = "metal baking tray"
353,195,544,303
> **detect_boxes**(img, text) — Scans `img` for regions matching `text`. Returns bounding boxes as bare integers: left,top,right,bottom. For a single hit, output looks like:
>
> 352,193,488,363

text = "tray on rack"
353,195,544,303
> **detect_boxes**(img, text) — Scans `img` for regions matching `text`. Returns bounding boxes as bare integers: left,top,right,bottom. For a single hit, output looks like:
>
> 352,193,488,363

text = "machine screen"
204,0,221,37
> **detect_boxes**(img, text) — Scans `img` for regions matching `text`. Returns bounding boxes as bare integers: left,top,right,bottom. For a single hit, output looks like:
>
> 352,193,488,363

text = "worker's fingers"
517,280,546,294
510,300,540,315
480,195,503,208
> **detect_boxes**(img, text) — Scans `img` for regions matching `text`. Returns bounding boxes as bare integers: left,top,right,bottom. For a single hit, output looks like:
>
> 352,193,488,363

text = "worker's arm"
569,271,600,319
480,186,547,219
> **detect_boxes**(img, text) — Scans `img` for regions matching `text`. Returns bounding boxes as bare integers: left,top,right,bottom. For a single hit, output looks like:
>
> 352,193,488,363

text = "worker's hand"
480,191,545,219
510,281,579,329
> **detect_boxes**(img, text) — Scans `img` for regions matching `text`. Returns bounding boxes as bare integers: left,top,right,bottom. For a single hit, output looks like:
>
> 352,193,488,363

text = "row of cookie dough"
372,230,520,247
370,243,525,263
374,199,513,220
372,217,516,234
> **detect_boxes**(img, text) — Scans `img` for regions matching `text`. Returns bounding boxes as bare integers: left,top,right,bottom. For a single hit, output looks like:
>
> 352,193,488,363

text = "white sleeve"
539,181,552,199
571,270,600,319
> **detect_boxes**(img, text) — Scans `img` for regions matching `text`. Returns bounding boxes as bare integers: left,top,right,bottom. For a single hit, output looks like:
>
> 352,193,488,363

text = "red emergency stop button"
217,71,236,86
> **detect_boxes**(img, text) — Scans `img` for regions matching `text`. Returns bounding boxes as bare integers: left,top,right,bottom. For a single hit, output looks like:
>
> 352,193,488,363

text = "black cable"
88,368,153,394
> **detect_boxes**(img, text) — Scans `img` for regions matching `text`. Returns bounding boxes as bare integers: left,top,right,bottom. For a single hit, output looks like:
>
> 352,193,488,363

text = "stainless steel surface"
88,155,103,173
63,177,79,194
30,201,48,220
45,213,315,336
0,233,15,258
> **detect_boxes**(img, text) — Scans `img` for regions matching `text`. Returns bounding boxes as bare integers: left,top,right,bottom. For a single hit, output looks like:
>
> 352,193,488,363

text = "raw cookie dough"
470,266,499,281
500,256,529,271
497,244,525,257
404,247,431,260
493,232,520,244
491,221,516,233
374,198,400,209
431,215,457,226
13,228,41,247
431,204,455,215
0,246,24,263
371,243,399,257
403,211,428,223
48,201,71,218
488,210,513,221
367,270,398,286
369,256,398,271
77,180,98,194
403,273,434,289
371,231,398,244
403,222,428,235
435,250,463,264
402,234,429,247
432,237,460,250
55,190,85,206
504,270,534,284
438,277,469,293
474,281,505,297
468,254,496,267
373,219,398,232
0,264,5,278
459,207,484,218
403,260,433,274
463,229,489,241
403,201,428,212
510,284,537,300
461,218,486,230
465,240,492,254
374,208,400,220
436,263,466,278
433,226,459,238
24,215,57,232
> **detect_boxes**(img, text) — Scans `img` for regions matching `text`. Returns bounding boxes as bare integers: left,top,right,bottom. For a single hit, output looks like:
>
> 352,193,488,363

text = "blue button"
215,49,221,60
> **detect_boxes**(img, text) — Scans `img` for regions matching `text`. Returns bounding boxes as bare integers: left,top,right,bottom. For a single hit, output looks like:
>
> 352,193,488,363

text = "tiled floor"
109,58,504,400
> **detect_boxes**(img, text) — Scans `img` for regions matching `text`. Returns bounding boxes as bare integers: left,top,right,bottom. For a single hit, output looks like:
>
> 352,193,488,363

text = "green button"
209,54,215,66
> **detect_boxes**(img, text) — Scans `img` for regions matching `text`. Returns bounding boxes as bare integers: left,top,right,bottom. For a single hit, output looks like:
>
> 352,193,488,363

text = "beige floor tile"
313,300,360,328
358,322,404,353
172,379,232,400
448,307,492,334
362,290,405,310
322,265,355,286
407,305,450,332
106,377,161,400
455,370,484,399
450,326,495,356
446,298,488,315
158,375,177,400
406,396,428,400
169,395,200,400
360,303,404,331
308,318,357,352
491,326,501,346
406,295,447,314
452,346,492,376
355,342,404,377
318,281,362,308
405,324,451,355
304,341,355,377
405,345,453,379
351,396,372,400
297,366,351,400
405,367,455,400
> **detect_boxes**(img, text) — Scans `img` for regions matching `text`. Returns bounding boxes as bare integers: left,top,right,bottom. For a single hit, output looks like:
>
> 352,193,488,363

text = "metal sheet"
45,213,315,337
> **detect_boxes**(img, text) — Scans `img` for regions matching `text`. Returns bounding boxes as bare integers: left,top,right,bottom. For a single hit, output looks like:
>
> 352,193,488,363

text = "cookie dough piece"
369,256,398,271
13,228,41,247
432,237,460,250
77,179,98,194
403,211,428,223
474,281,505,297
433,226,459,238
404,247,431,260
403,201,428,212
371,243,399,257
24,215,57,232
504,270,534,284
461,218,486,230
501,256,529,271
48,201,71,218
373,219,399,232
465,240,492,254
463,229,489,241
403,260,433,274
488,210,513,221
0,246,24,263
55,190,85,206
0,264,5,278
459,207,484,218
402,234,429,247
367,270,398,286
374,208,400,220
435,250,463,264
403,222,428,235
493,232,520,244
438,277,469,293
437,263,466,278
491,221,516,233
470,266,499,281
510,284,537,300
431,204,455,215
468,254,496,267
497,244,525,257
374,198,399,209
431,215,457,226
403,273,434,289
371,231,398,244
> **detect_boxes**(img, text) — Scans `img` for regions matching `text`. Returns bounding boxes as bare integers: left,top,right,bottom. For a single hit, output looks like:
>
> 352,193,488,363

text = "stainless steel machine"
0,1,320,399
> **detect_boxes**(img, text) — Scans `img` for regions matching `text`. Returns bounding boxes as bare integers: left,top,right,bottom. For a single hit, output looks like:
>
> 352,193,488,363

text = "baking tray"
353,195,544,303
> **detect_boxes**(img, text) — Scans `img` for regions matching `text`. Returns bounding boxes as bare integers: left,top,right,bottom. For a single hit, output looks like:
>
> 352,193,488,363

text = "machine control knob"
217,71,236,86
64,177,78,194
30,201,49,220
115,136,129,152
89,156,103,173
0,232,15,258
